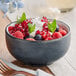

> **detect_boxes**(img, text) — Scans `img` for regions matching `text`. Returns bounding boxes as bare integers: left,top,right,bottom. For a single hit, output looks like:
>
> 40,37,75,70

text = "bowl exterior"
5,21,71,66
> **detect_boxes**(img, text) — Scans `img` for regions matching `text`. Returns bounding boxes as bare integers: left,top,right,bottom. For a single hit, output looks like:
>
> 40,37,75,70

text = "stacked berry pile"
8,13,67,41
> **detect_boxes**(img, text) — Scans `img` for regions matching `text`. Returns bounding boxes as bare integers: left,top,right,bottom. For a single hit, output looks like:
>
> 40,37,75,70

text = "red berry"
52,32,62,39
43,23,47,28
42,16,48,23
13,31,24,39
40,31,45,35
17,26,22,31
23,32,25,37
59,29,67,36
45,37,53,40
15,24,19,27
9,30,13,34
25,25,28,32
46,32,51,37
25,32,29,37
43,16,47,20
20,28,24,32
26,38,36,41
26,19,32,24
36,30,41,35
8,26,14,31
41,19,44,22
42,34,47,39
21,21,27,28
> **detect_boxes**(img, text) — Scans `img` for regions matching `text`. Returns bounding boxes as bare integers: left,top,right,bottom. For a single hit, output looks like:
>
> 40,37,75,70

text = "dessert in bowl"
5,13,71,66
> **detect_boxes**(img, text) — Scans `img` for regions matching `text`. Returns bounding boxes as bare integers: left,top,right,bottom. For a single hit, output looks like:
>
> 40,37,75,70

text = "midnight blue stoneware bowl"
5,20,71,66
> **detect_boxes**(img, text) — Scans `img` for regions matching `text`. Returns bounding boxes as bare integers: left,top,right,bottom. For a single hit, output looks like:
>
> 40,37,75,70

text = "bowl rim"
5,19,71,43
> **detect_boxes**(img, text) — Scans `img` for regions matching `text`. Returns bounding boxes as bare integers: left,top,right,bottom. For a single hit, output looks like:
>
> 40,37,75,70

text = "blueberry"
55,24,59,32
34,34,42,40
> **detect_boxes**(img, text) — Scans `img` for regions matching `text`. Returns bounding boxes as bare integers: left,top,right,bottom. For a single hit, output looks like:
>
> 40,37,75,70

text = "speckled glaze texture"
5,20,71,66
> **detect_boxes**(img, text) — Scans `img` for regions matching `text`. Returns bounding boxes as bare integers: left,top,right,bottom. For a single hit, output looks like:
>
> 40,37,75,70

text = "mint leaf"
28,23,36,33
48,19,56,33
17,12,26,24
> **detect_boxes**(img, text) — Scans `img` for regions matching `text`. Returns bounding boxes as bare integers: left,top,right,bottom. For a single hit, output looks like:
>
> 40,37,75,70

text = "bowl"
5,19,71,66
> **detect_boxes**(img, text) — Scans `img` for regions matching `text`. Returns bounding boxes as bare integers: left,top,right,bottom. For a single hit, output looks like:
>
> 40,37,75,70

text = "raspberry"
52,32,62,39
59,29,67,36
13,31,24,39
26,38,36,41
8,26,14,31
45,37,53,40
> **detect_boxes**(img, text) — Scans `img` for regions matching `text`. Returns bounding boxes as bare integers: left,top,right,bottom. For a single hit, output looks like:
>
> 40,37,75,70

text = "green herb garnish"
48,19,56,33
17,12,26,24
28,23,36,33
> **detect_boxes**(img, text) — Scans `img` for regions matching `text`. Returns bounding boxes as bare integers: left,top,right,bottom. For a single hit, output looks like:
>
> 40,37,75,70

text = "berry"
52,32,62,39
36,30,41,35
40,31,45,35
17,26,23,31
55,25,59,32
46,32,51,37
42,34,47,40
41,19,44,22
42,16,48,23
15,24,19,28
45,37,53,40
59,29,67,36
26,19,32,24
43,23,47,28
26,38,36,41
8,26,14,31
13,31,24,39
9,30,13,34
21,21,27,28
25,32,29,37
34,34,42,40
